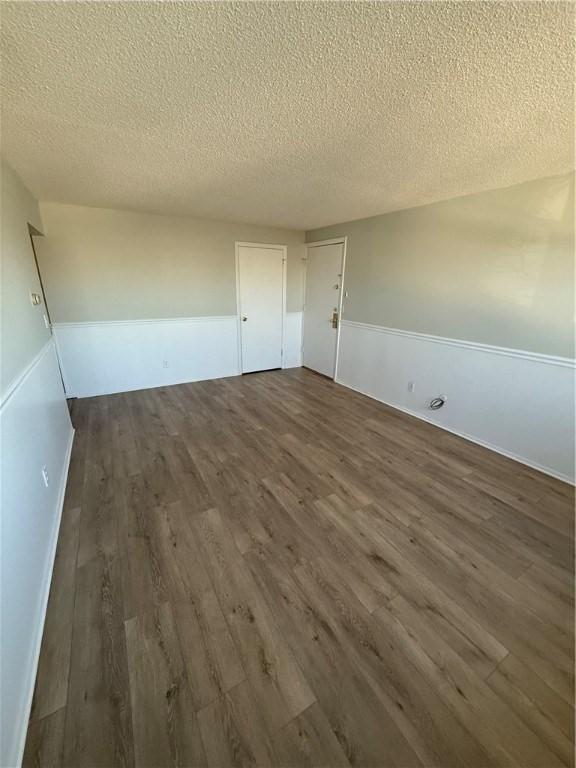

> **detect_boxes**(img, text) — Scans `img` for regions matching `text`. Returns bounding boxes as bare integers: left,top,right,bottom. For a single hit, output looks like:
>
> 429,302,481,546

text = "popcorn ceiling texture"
1,1,574,230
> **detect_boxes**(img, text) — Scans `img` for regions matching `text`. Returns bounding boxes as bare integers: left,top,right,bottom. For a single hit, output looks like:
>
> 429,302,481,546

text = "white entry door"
237,243,285,373
303,240,345,378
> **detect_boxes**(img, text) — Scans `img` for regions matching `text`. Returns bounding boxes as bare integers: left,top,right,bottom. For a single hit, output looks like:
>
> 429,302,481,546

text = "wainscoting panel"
0,340,73,768
336,320,575,483
54,316,241,398
283,311,303,369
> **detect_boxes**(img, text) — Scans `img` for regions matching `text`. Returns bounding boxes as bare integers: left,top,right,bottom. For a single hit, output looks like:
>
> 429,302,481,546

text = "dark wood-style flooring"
24,368,574,767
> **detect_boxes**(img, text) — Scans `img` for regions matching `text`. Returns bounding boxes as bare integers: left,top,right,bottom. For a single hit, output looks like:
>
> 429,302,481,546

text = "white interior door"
303,241,344,378
237,243,285,373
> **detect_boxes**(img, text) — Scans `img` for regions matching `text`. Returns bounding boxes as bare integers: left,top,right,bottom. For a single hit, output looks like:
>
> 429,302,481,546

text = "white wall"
336,320,575,483
0,162,73,768
54,316,239,397
1,342,73,767
54,312,303,398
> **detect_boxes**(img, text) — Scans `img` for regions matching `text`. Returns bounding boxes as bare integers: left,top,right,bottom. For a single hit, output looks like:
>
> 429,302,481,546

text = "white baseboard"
1,340,74,768
337,378,573,485
336,320,575,484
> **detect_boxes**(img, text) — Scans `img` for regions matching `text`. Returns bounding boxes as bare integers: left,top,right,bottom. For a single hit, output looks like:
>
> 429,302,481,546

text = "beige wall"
308,174,575,358
1,160,51,397
36,203,305,322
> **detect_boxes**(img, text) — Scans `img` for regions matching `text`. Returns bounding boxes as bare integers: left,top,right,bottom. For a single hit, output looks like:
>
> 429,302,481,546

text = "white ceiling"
1,1,574,230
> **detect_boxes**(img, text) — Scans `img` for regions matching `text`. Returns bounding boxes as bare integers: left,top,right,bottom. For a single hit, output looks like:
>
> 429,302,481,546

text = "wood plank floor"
24,368,574,768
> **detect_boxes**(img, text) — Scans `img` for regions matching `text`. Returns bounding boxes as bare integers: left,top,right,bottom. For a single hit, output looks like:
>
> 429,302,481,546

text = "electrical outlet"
41,466,49,487
407,381,415,393
162,360,169,368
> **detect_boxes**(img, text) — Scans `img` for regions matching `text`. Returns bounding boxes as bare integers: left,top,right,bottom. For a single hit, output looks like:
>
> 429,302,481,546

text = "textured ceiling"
1,1,574,230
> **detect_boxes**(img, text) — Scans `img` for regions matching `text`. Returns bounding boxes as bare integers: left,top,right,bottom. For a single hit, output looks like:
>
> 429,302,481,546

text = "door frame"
235,241,288,374
28,225,68,395
303,237,348,379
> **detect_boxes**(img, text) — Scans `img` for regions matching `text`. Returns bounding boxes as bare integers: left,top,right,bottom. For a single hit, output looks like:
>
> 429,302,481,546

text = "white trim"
282,252,288,369
303,237,348,380
235,241,288,250
65,373,238,400
334,237,347,378
335,377,573,485
306,237,347,248
234,251,243,374
282,311,304,369
235,242,287,374
52,315,236,329
15,426,75,767
1,338,54,411
340,319,576,369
